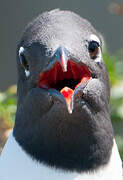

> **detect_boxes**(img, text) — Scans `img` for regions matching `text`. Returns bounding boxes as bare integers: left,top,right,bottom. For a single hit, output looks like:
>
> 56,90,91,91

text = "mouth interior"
38,60,91,112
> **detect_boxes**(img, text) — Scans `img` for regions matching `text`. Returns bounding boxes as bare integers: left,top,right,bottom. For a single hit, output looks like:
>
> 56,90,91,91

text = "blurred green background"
0,0,123,159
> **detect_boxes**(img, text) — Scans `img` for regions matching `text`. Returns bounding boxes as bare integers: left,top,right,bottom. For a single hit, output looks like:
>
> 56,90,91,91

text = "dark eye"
88,41,100,59
19,47,29,70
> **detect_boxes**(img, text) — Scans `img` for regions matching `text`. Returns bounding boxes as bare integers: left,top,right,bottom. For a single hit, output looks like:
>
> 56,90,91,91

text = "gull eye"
88,41,100,59
19,47,30,77
19,47,29,70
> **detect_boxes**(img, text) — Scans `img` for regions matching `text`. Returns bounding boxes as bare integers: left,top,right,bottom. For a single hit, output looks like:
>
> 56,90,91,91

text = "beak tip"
68,108,73,114
67,98,73,114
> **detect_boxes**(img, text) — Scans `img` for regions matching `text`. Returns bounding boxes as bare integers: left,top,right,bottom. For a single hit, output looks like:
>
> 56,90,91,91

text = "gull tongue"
60,87,73,114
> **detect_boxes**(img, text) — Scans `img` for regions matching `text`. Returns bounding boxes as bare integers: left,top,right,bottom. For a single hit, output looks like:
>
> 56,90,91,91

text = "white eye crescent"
89,34,102,63
19,47,30,77
19,47,25,57
90,34,100,45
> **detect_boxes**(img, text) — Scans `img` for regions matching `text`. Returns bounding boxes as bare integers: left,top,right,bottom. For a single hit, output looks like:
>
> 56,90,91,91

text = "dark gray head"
13,9,113,172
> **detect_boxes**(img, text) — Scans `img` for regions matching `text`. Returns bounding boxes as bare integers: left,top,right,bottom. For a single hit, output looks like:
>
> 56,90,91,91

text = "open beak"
38,47,91,113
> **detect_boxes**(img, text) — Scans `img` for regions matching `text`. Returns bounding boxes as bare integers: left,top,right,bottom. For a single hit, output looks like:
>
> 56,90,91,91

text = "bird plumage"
0,9,122,179
0,133,122,180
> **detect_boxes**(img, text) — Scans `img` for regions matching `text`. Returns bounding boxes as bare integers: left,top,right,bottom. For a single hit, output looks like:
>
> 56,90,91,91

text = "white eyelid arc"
95,48,102,63
19,47,30,77
90,34,100,45
90,34,102,63
19,47,25,56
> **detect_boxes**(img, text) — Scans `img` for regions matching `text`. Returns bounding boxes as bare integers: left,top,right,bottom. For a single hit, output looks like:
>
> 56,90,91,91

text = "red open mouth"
38,60,91,113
